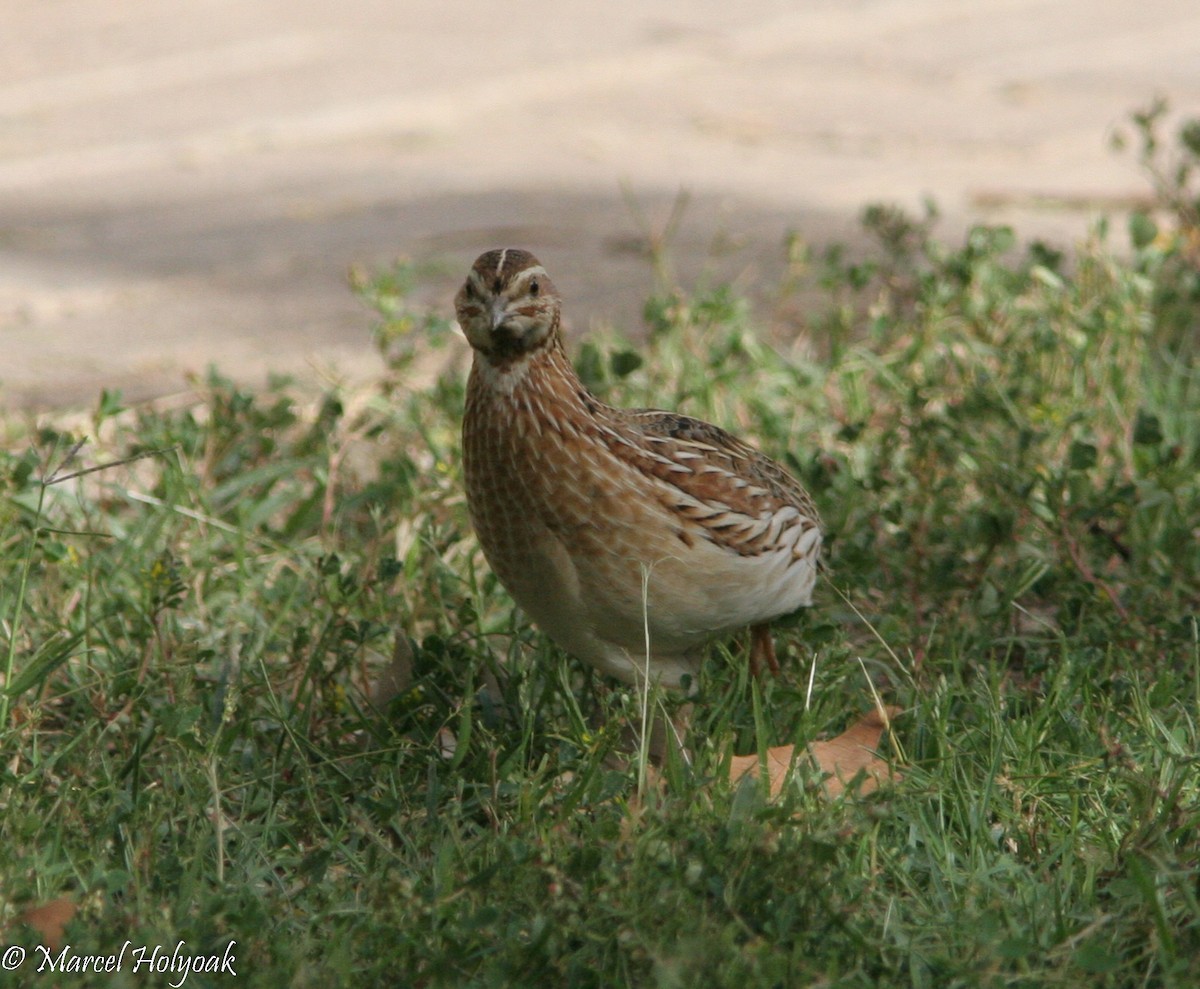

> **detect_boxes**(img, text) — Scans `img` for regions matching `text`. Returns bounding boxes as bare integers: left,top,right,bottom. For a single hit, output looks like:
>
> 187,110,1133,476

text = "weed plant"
1,110,1198,986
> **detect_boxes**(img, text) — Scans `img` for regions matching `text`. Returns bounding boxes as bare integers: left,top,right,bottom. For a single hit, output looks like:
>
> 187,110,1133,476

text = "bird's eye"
529,278,540,297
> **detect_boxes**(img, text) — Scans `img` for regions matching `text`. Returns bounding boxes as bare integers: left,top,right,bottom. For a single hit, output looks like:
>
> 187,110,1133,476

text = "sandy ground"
2,0,1198,410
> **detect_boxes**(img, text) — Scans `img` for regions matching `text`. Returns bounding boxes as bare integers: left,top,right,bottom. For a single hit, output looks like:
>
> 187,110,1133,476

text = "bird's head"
455,248,561,362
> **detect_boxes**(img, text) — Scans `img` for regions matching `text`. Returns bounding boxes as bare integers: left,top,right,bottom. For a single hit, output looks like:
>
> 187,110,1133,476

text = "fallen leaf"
730,706,902,798
16,897,76,950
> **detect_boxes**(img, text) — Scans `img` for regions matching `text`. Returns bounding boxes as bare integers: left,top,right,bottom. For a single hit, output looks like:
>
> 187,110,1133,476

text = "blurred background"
2,0,1197,409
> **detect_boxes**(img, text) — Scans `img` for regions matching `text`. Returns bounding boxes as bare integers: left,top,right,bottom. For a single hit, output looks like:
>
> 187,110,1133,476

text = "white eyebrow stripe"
474,256,547,295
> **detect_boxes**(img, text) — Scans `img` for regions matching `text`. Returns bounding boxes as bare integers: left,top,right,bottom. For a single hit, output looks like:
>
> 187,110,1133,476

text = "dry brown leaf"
730,706,902,798
16,897,77,950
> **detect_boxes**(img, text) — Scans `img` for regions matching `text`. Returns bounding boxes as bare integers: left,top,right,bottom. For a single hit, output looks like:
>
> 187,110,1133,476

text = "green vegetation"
2,108,1198,987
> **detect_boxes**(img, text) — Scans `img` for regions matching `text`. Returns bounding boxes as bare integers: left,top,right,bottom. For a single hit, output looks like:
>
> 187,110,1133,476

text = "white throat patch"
475,351,533,396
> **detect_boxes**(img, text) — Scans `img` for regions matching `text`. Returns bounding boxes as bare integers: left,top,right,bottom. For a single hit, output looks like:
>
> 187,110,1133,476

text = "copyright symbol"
2,945,24,969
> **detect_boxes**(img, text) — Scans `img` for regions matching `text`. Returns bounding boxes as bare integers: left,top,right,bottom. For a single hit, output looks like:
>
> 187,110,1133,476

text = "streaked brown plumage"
457,248,822,694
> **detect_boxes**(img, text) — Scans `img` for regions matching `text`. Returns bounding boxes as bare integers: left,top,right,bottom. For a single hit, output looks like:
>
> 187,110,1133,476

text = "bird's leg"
604,696,692,772
748,623,780,678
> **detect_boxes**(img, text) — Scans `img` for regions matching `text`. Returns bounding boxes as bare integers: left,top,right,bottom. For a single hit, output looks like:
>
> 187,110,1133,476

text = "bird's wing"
606,407,822,559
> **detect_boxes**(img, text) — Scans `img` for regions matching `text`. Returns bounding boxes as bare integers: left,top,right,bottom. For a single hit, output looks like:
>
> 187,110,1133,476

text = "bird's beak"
489,298,510,333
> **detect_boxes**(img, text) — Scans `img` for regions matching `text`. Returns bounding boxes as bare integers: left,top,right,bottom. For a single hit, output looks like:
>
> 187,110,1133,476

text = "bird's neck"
471,335,594,416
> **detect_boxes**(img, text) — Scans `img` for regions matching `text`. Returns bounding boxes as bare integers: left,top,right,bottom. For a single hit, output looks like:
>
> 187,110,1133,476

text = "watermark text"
2,940,236,986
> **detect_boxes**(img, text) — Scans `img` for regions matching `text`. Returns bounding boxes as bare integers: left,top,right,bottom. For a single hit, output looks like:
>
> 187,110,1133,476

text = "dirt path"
2,0,1196,409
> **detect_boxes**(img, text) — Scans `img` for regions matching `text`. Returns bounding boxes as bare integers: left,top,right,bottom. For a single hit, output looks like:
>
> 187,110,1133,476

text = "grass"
2,108,1199,987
